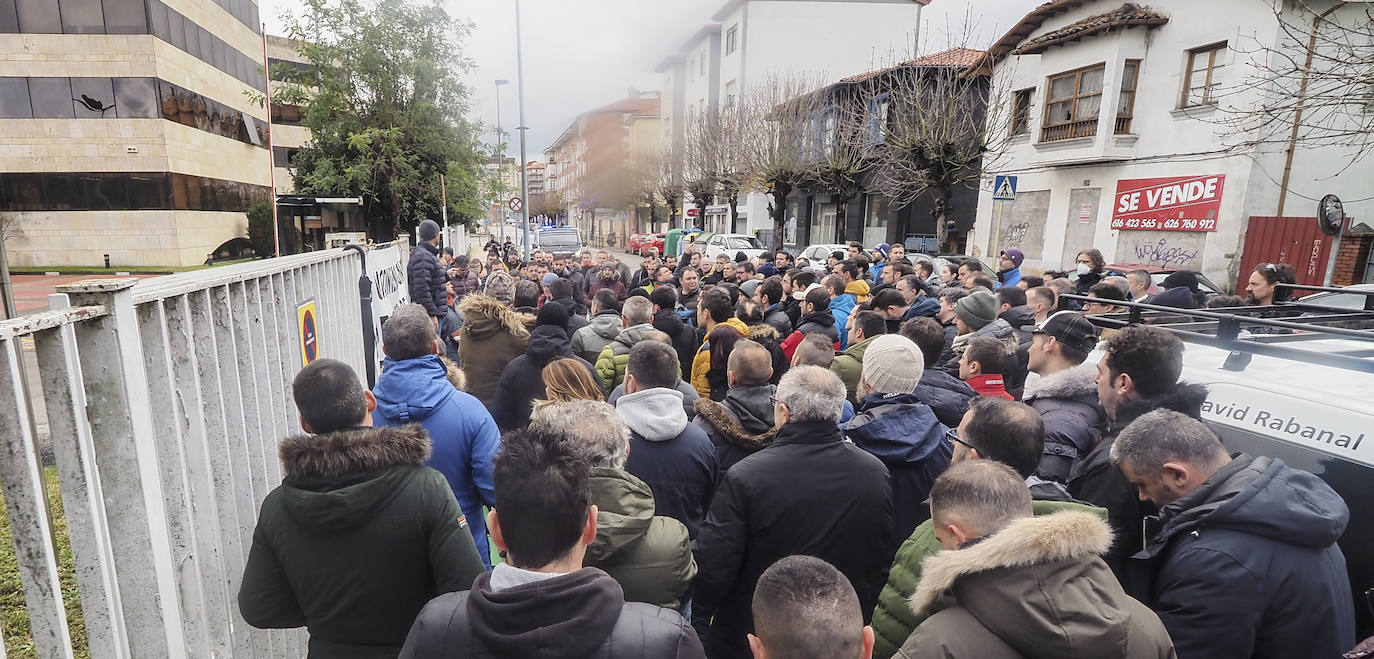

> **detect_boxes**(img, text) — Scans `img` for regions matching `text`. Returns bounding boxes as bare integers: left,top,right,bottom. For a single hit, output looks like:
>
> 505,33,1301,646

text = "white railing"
0,247,374,658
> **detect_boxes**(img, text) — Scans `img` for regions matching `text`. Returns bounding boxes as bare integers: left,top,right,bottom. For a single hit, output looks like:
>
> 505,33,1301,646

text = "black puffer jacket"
1023,365,1105,483
407,242,448,318
489,325,599,430
692,384,777,474
694,420,893,659
239,425,485,658
913,368,975,429
1068,382,1208,578
653,309,699,380
1130,454,1354,659
399,568,705,658
998,305,1035,399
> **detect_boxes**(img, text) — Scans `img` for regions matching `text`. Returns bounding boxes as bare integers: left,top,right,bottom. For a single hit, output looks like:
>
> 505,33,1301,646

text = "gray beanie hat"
484,270,514,306
418,219,441,241
861,335,925,394
955,290,998,329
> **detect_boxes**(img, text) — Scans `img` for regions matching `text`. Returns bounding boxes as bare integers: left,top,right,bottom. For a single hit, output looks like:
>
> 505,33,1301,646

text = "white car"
794,243,848,264
1296,283,1374,310
702,233,766,261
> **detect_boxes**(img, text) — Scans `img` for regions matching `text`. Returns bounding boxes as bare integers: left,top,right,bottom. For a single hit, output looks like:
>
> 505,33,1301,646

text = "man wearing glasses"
868,397,1107,659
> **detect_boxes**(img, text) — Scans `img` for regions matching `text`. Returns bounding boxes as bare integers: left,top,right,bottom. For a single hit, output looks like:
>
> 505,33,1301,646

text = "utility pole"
495,79,509,243
515,0,532,260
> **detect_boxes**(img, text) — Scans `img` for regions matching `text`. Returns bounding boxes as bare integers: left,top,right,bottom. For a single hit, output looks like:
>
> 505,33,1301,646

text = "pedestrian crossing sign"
993,175,1018,201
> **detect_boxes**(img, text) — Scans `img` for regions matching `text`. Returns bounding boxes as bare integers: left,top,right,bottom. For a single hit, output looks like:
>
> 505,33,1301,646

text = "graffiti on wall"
1002,221,1030,249
1134,238,1200,268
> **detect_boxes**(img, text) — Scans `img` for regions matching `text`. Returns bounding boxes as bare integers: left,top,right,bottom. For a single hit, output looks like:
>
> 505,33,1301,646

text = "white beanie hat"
860,335,926,395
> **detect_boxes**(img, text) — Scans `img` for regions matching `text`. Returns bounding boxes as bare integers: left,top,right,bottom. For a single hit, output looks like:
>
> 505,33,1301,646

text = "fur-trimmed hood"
458,294,534,342
1023,364,1098,401
694,387,777,450
279,424,431,479
908,511,1176,659
746,323,779,341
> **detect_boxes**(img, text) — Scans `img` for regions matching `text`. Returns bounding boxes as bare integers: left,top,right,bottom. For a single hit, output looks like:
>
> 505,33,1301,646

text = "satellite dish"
1318,194,1344,237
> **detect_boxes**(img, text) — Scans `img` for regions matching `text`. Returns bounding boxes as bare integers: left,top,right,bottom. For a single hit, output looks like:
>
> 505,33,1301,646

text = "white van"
1077,287,1374,638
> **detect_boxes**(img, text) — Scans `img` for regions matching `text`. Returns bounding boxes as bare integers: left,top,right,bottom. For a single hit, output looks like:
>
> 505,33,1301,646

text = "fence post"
58,279,188,658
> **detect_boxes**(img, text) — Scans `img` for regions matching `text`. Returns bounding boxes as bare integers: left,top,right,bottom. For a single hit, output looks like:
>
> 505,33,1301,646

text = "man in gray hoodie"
616,340,718,539
573,288,623,363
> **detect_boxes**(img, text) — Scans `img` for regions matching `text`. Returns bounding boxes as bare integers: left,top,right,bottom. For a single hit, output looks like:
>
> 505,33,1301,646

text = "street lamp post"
515,0,532,260
494,78,509,244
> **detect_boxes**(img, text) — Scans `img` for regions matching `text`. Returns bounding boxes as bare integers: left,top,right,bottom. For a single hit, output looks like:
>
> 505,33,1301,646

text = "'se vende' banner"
1111,175,1225,232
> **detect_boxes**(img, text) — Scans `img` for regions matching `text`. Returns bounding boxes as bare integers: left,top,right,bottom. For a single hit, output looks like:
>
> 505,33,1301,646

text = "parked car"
1102,263,1226,296
795,243,847,265
625,233,647,253
1293,283,1374,310
535,227,583,258
702,233,766,261
1080,291,1374,639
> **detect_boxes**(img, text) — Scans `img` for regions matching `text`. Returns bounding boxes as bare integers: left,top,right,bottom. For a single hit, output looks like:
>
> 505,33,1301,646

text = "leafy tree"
270,0,486,240
245,202,275,257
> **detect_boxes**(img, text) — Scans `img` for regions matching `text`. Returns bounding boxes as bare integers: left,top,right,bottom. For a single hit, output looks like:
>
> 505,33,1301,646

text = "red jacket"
965,374,1014,401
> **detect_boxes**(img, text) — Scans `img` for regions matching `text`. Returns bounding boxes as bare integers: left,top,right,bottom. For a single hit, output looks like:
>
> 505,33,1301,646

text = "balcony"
1040,118,1098,143
1114,116,1133,135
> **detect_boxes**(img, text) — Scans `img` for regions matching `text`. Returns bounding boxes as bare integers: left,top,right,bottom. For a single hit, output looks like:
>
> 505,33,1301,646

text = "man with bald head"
693,339,778,473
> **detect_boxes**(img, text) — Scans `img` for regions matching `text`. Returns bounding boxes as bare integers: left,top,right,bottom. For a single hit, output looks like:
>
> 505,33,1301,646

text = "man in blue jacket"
372,303,501,567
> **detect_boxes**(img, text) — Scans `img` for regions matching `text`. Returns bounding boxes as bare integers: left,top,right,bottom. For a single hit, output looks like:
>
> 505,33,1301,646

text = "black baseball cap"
1022,311,1097,354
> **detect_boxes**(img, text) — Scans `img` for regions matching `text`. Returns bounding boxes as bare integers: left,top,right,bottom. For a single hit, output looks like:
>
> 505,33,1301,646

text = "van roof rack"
1060,285,1374,374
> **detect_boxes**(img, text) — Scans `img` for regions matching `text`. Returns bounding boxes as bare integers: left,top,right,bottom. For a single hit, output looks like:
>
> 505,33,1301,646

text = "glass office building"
0,0,273,266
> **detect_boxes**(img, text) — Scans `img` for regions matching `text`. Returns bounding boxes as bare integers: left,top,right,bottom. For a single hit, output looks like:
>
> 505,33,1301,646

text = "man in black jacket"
692,339,777,473
1114,410,1354,659
1068,325,1207,578
694,366,893,659
407,219,448,327
240,359,485,658
899,316,975,429
755,277,792,336
399,426,705,658
1021,312,1103,482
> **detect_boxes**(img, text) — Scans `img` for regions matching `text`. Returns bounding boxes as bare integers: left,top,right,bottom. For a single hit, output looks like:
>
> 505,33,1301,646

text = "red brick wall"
1331,234,1372,286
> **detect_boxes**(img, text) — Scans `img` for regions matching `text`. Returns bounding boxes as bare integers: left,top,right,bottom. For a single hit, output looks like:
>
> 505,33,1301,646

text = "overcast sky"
264,0,1043,159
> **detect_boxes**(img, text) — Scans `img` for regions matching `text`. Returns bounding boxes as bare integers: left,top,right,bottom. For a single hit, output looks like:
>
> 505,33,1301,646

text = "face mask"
1076,263,1091,275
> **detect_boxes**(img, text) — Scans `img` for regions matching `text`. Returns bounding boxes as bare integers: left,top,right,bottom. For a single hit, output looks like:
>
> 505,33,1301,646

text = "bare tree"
869,59,1013,251
1211,1,1374,211
655,146,685,231
738,74,824,250
682,108,725,224
807,84,876,243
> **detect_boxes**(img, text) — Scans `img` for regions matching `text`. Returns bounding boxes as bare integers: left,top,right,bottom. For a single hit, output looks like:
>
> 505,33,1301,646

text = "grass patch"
0,466,89,658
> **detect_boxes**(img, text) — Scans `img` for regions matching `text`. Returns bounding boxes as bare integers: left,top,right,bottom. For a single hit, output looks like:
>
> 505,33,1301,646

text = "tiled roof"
838,47,986,83
1012,3,1168,55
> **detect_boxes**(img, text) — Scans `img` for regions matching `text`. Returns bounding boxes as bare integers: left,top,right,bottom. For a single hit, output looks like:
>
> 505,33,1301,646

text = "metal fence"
0,247,370,658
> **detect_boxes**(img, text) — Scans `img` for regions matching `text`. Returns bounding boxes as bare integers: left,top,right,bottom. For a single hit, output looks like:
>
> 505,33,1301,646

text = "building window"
699,53,706,76
864,194,888,228
1116,60,1139,134
868,92,890,143
725,80,737,108
726,25,738,55
28,77,75,117
0,77,32,117
1181,42,1226,107
1011,88,1033,136
1041,63,1104,142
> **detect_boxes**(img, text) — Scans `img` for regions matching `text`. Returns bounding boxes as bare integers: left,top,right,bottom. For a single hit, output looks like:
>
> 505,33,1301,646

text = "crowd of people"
237,218,1360,659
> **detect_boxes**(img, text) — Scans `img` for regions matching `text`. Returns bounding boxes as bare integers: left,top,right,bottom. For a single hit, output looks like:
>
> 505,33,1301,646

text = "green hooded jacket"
584,467,697,610
595,324,658,390
831,335,878,403
872,498,1108,659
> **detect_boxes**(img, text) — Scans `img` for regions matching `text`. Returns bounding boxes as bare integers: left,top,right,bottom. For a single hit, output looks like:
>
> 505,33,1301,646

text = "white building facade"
973,0,1374,291
657,0,926,239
